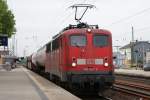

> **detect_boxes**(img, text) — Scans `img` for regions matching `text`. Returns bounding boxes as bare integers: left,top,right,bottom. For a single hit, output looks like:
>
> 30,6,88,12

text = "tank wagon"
27,23,115,91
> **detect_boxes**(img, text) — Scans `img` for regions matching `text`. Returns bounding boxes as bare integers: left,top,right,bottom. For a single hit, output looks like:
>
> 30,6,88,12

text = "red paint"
29,28,114,85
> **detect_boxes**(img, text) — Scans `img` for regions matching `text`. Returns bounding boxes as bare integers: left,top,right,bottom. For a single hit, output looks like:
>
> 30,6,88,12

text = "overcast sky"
7,0,150,56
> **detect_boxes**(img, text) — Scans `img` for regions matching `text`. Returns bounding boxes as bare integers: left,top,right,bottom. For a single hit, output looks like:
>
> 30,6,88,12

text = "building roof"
120,43,132,49
120,41,150,50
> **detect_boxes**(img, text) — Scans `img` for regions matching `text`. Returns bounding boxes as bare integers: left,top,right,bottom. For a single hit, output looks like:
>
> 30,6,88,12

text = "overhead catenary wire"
117,26,150,34
135,26,150,32
107,7,150,27
52,1,78,33
73,0,150,31
113,25,150,43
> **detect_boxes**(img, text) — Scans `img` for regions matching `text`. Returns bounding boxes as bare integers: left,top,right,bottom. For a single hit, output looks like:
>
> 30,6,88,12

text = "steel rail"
113,85,150,99
115,80,150,91
114,80,150,99
103,97,112,100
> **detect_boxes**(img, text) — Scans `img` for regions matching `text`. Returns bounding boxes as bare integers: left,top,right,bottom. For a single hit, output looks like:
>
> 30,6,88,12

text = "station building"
120,41,150,67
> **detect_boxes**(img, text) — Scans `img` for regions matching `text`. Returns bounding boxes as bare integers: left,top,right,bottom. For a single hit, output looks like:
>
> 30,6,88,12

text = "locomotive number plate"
83,67,97,71
86,59,95,64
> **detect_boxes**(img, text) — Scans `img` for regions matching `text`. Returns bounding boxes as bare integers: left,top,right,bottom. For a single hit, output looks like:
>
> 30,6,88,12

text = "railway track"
77,92,112,100
115,74,150,85
113,80,150,100
29,69,150,100
35,70,112,100
81,96,112,100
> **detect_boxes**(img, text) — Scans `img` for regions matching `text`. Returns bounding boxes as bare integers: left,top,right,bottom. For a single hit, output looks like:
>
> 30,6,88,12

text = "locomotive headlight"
72,62,76,67
87,28,91,33
104,63,109,67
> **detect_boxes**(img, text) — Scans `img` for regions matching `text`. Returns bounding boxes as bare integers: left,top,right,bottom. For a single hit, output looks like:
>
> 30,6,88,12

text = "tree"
0,0,16,37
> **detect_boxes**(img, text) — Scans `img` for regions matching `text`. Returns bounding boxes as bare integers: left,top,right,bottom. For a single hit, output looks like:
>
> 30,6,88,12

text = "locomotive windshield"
70,35,86,47
93,35,108,47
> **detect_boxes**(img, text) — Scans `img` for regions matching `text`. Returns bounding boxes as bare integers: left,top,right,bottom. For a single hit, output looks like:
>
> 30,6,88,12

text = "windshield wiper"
73,42,80,47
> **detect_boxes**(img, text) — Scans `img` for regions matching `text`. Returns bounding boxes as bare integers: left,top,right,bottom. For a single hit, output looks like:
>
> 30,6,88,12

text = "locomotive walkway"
0,65,80,100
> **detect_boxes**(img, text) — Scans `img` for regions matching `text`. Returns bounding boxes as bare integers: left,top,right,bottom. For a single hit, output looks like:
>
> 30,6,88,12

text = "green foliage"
0,0,16,37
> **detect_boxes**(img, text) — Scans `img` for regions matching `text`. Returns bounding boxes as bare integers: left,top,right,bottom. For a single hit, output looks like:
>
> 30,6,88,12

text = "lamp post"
134,50,138,69
142,45,145,68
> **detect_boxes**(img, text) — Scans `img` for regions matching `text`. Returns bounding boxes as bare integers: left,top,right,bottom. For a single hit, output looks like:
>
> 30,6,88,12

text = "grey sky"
7,0,150,56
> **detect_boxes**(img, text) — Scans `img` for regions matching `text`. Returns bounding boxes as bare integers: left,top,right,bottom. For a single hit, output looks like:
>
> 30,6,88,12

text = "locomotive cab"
63,26,115,89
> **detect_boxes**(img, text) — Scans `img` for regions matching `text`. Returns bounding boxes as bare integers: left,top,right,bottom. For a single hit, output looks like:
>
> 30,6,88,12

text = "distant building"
120,41,150,66
113,52,125,68
146,51,150,64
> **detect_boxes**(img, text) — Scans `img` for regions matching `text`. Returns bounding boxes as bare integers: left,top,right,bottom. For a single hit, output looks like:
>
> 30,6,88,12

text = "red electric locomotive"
28,23,114,91
28,4,115,92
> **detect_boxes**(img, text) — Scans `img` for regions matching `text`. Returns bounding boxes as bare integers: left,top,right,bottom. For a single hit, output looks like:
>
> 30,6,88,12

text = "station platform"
115,69,150,78
0,66,80,100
